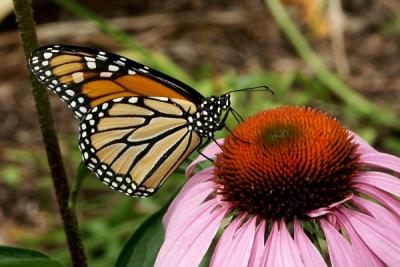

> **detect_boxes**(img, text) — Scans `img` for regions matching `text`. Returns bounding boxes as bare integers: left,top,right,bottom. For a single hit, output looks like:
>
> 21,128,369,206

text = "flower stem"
13,0,87,266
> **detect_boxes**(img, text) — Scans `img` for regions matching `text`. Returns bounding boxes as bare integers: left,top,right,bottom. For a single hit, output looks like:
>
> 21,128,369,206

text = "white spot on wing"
65,90,74,96
128,97,137,103
72,72,84,83
100,72,112,78
43,52,52,59
97,55,107,61
87,62,96,69
108,65,119,71
151,96,168,101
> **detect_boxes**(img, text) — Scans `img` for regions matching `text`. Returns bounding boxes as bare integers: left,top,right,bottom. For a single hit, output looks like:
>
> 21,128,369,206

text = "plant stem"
265,0,398,130
13,1,87,266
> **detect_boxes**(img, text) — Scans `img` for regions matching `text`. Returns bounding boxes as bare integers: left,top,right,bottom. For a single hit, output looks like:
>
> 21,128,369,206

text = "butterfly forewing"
29,45,204,119
79,96,201,197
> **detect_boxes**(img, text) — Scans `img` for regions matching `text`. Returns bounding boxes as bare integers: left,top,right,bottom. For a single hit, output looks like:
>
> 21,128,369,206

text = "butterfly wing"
29,45,204,119
79,96,201,197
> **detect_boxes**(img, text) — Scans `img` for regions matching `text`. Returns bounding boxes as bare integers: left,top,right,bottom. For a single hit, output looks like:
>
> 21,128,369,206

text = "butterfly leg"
211,136,223,150
196,139,215,163
224,125,250,144
230,108,244,123
216,110,231,132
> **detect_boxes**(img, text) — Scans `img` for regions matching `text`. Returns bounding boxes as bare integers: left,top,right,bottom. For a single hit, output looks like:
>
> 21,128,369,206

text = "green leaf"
115,205,167,267
0,259,63,267
68,162,90,209
0,246,63,267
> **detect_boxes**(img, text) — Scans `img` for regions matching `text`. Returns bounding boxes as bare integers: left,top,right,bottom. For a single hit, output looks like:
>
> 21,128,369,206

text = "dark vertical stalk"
13,0,87,266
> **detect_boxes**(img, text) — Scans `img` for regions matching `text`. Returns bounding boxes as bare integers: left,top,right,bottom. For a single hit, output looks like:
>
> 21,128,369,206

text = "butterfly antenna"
225,85,274,95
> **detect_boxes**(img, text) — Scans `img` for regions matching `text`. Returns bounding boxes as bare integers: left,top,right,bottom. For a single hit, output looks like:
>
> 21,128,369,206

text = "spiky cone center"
215,106,360,219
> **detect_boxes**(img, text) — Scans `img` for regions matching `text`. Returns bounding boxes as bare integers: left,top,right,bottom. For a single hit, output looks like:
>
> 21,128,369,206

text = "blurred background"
0,0,399,266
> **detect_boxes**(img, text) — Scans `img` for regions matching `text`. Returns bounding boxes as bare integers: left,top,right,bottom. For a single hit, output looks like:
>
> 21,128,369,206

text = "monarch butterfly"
28,45,233,197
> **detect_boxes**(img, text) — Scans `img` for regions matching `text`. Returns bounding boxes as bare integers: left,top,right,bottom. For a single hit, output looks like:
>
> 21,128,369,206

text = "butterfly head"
189,94,231,138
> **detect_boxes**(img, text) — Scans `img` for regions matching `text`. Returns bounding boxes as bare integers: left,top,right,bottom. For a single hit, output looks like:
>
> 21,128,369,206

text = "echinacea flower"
155,106,400,267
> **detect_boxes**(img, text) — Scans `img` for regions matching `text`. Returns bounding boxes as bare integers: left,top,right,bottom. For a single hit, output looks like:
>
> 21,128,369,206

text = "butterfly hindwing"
79,96,201,197
29,45,204,119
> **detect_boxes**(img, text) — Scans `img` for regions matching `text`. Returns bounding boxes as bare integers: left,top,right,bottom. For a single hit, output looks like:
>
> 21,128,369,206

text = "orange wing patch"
81,75,191,108
115,75,189,101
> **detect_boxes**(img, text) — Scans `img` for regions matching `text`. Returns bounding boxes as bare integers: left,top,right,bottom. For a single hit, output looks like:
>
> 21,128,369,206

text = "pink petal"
163,167,216,232
319,219,356,267
248,220,266,267
340,207,400,266
352,171,400,197
307,207,332,217
263,221,306,267
348,131,376,154
351,196,400,229
307,195,352,218
259,222,274,266
360,152,400,174
277,220,305,267
186,139,223,177
353,183,400,216
155,201,228,267
334,209,385,267
210,215,256,267
264,221,281,267
293,218,327,267
210,214,244,260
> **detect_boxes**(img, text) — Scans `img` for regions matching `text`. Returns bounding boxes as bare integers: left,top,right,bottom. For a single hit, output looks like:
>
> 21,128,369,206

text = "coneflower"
156,106,400,267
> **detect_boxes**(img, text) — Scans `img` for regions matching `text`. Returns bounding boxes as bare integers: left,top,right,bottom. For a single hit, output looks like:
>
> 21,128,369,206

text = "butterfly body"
29,45,230,197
